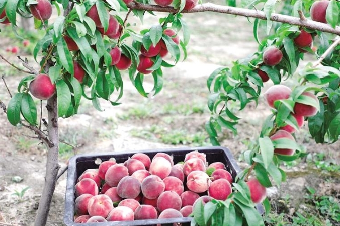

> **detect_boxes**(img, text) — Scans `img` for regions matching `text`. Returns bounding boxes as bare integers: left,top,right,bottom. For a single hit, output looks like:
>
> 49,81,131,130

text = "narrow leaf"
7,93,23,126
21,93,37,125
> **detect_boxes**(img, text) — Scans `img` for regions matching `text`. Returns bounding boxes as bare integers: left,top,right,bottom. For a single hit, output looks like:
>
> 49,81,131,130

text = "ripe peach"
74,215,90,223
141,175,165,199
186,171,210,193
116,54,132,70
264,85,292,108
153,153,174,165
157,191,182,212
116,176,141,199
131,169,150,183
87,5,105,28
141,42,161,57
78,169,101,187
74,194,93,215
160,47,168,58
100,183,111,194
104,187,122,203
169,165,185,182
163,29,180,45
100,15,119,36
310,1,329,23
163,176,184,195
87,216,107,222
294,92,318,117
30,0,52,21
107,206,134,221
105,164,129,187
134,205,158,220
124,158,146,175
149,157,172,179
23,40,30,47
181,191,200,206
158,208,183,219
180,205,193,217
0,10,10,24
11,46,19,54
208,162,226,170
154,0,173,6
110,46,121,65
108,25,122,39
73,61,85,83
142,197,158,207
64,35,79,51
183,158,206,176
98,160,116,180
263,46,283,66
270,130,296,156
208,179,232,200
281,113,304,133
137,55,154,74
184,0,198,10
192,196,213,211
118,199,140,211
246,178,267,203
294,30,313,48
258,69,269,82
29,74,56,100
123,0,133,4
87,194,113,218
75,178,99,197
131,153,151,169
211,169,233,183
184,150,206,164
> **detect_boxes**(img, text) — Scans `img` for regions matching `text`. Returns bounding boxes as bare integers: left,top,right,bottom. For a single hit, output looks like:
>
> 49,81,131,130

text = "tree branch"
0,54,34,74
2,75,12,98
127,2,340,36
17,56,39,75
21,122,54,148
57,165,68,180
313,36,340,67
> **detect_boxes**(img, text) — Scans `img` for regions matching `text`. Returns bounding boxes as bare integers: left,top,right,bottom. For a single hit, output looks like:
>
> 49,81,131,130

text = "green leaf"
180,18,190,46
21,93,37,125
283,37,297,74
263,0,277,34
208,93,219,111
205,119,217,137
162,35,181,63
260,66,280,84
96,70,111,100
68,77,82,107
48,65,62,84
67,28,93,61
254,163,272,187
5,0,19,26
53,16,65,43
267,162,282,186
207,67,225,91
142,32,152,50
135,73,148,97
149,25,162,46
295,94,320,111
56,79,72,117
233,201,264,226
7,93,23,126
326,0,339,28
0,0,7,9
204,202,217,225
272,138,300,150
151,69,163,96
193,199,205,226
253,18,260,44
223,202,236,226
17,76,35,92
75,4,86,22
72,21,88,37
259,137,274,170
96,0,109,32
227,0,236,6
262,198,271,214
83,16,96,35
217,116,237,134
57,38,74,73
329,113,340,141
33,33,52,62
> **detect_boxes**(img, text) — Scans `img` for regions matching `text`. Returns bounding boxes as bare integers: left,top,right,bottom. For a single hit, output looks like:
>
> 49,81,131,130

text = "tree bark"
34,95,59,226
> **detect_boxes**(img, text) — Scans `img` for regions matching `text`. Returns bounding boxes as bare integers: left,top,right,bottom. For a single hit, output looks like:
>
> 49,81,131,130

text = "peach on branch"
264,84,292,108
181,191,200,206
281,113,304,133
118,199,140,212
75,178,99,197
263,46,283,66
23,40,30,47
155,0,173,6
98,15,119,37
87,5,105,28
109,46,122,66
141,42,162,57
74,194,93,215
257,69,269,82
0,10,10,24
137,55,154,74
105,164,129,187
141,175,165,199
149,157,172,179
116,176,141,199
116,54,132,70
131,153,151,169
246,178,267,204
208,179,232,200
157,191,182,212
134,204,158,220
163,176,184,195
294,30,313,48
294,92,318,117
11,47,19,54
87,194,113,218
186,171,210,193
310,1,329,23
163,29,180,45
270,130,296,156
106,206,134,221
29,74,56,100
30,0,52,21
64,35,79,51
184,0,198,10
98,160,116,180
73,61,85,83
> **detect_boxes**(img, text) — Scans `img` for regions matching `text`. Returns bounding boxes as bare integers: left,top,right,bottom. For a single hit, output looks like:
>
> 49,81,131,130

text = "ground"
0,6,340,226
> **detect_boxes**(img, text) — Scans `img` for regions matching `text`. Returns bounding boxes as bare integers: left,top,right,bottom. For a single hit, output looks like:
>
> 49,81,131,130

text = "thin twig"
57,165,68,180
2,75,12,98
0,100,7,113
297,10,306,21
118,9,132,46
17,56,39,74
39,45,55,73
245,162,257,181
0,55,33,74
21,122,54,148
39,100,42,130
313,36,340,67
60,140,76,149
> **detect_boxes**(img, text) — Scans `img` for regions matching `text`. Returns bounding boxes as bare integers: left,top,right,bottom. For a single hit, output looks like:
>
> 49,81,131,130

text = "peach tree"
0,0,339,225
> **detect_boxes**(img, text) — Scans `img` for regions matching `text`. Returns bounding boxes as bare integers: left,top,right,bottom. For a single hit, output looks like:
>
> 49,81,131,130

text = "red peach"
281,113,304,133
105,164,129,187
163,29,180,45
294,92,318,117
208,162,226,170
74,215,90,223
117,176,141,199
180,205,193,217
294,30,313,48
154,0,173,7
131,153,151,169
131,169,151,183
118,199,140,212
87,194,113,218
186,171,210,193
107,206,134,221
184,0,198,10
87,5,105,28
142,197,158,207
73,61,85,83
163,176,184,195
74,194,93,215
263,46,283,66
98,160,116,180
137,55,154,74
258,69,269,82
29,74,56,100
270,130,296,156
87,216,107,222
23,40,30,47
184,150,207,164
193,195,213,208
181,191,200,207
153,153,174,165
11,46,19,54
264,85,292,108
169,165,185,182
310,1,329,23
116,54,132,70
158,208,183,222
141,42,162,57
110,46,121,65
157,191,182,212
124,158,146,175
104,187,122,203
100,183,111,194
211,169,233,183
246,178,267,204
75,178,99,197
208,179,232,200
30,0,52,21
141,175,165,199
134,204,158,220
64,35,79,51
149,157,172,179
78,169,101,187
0,10,10,24
183,158,206,176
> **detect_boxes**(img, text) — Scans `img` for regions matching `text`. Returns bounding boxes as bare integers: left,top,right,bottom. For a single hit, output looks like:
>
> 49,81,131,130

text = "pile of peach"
73,151,240,223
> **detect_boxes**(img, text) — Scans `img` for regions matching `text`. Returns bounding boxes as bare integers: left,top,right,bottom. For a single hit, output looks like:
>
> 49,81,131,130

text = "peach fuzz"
181,191,200,206
187,171,210,193
141,175,165,199
149,157,172,179
100,183,111,194
163,176,184,195
107,206,134,221
158,208,183,219
29,74,56,100
131,169,151,183
211,169,233,183
29,0,52,21
75,178,98,197
281,114,304,133
104,187,122,203
208,162,226,170
180,205,193,217
118,199,140,211
157,191,182,212
208,179,232,200
263,46,283,66
153,153,174,165
310,1,329,23
131,153,151,169
74,215,90,223
134,204,158,220
183,158,206,176
264,85,292,108
87,194,113,218
270,130,296,156
78,169,101,187
87,216,107,222
169,165,185,182
142,197,158,207
74,194,93,215
116,176,141,199
184,150,207,164
124,158,146,175
105,164,129,187
246,178,267,203
98,160,116,180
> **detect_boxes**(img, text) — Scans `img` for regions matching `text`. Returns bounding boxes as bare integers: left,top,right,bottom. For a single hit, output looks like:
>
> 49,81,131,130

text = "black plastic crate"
64,146,241,226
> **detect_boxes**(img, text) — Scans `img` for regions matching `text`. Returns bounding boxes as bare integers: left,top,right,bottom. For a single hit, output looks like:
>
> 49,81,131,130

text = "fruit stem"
297,10,306,21
40,44,56,73
245,162,257,181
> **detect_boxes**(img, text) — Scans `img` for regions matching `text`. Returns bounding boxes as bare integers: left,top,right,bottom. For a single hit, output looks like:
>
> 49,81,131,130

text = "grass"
161,103,206,115
118,104,154,120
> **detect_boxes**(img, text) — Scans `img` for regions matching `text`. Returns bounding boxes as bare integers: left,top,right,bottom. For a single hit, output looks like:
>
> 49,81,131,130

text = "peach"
78,169,101,187
75,178,99,197
30,0,52,21
87,194,113,218
184,0,198,10
23,40,30,47
281,113,304,133
100,15,119,36
181,191,200,206
141,175,165,199
64,35,79,51
183,158,206,176
137,55,154,74
193,195,213,207
116,54,132,70
29,74,56,100
131,153,151,169
74,215,90,223
264,85,292,108
142,197,158,207
258,69,269,82
310,1,329,23
294,92,318,117
104,187,122,203
118,199,140,211
184,150,206,164
163,176,184,195
0,10,10,24
294,30,313,48
100,183,111,194
141,42,161,57
73,61,85,83
208,162,226,170
169,165,185,182
123,0,133,4
160,47,168,58
87,216,107,222
87,5,105,28
108,25,122,39
246,178,267,203
208,179,232,200
110,46,121,65
107,206,134,221
157,191,182,212
11,46,19,54
124,158,146,175
211,169,233,183
186,171,210,193
116,176,141,199
98,160,116,180
154,0,173,6
149,157,172,179
74,194,93,215
163,29,180,45
134,205,158,220
158,208,183,219
131,169,150,183
270,130,296,156
105,164,129,187
153,153,174,165
180,205,193,217
263,46,283,66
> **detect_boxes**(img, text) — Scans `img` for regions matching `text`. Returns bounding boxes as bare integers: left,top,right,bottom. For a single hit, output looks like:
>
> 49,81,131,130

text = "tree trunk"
20,17,33,31
34,95,59,226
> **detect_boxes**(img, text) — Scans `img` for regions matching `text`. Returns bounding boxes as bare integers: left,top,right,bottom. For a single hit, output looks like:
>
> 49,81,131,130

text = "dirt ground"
0,7,340,226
